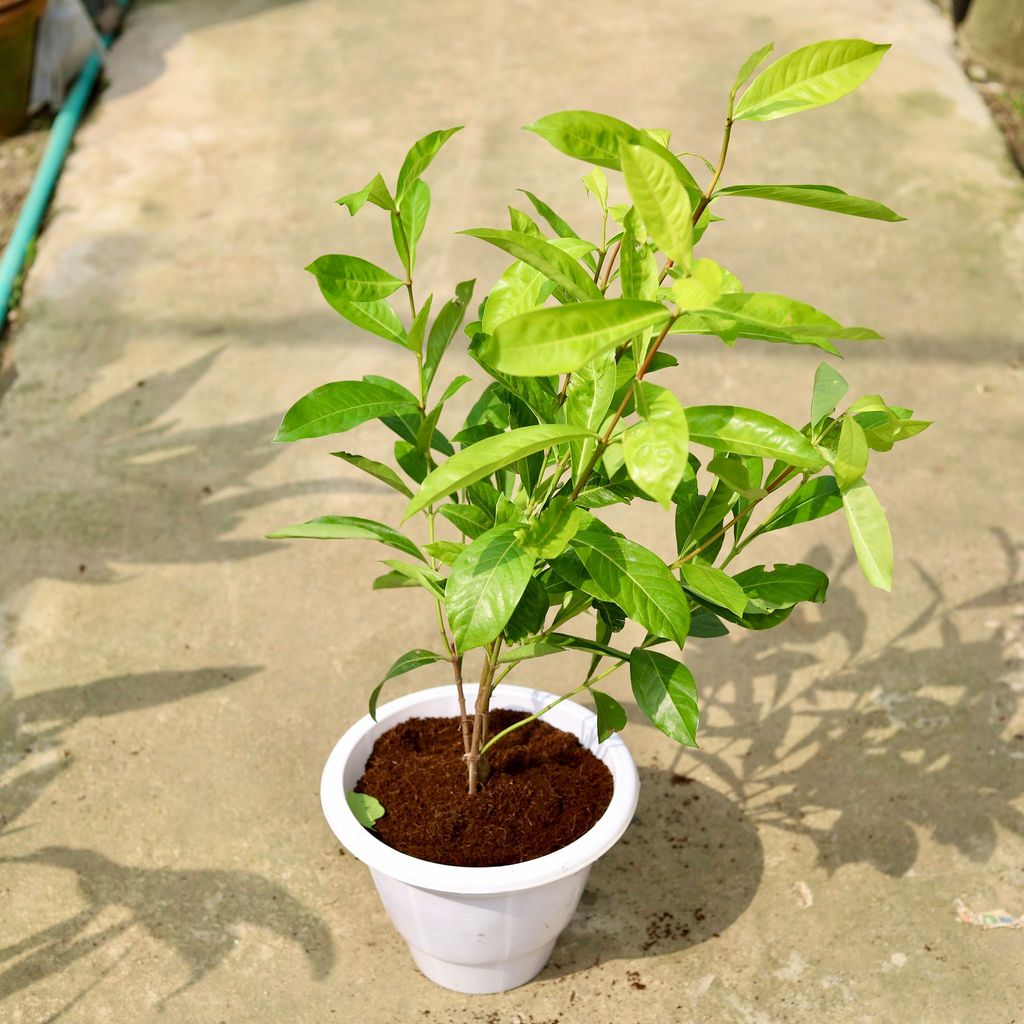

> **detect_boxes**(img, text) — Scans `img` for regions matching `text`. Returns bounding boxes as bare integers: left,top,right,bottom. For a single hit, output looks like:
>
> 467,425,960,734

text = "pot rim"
320,683,640,895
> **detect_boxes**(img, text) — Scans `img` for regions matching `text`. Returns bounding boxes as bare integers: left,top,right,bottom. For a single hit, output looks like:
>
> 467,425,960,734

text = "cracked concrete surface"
1,0,1023,1021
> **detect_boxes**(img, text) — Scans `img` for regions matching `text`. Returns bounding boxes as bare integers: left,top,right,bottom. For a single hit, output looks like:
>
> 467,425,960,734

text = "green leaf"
565,352,616,481
592,689,627,743
482,299,671,376
266,515,424,561
619,207,659,302
438,502,494,539
393,178,431,274
337,172,395,215
733,39,890,121
759,475,842,534
318,291,411,350
509,205,543,236
733,563,829,609
679,562,748,616
841,477,892,591
422,540,465,565
835,416,868,489
520,498,582,558
498,631,630,663
620,142,693,269
686,406,824,470
688,606,729,638
715,184,904,222
347,791,385,829
707,454,766,499
519,189,580,239
369,649,445,720
404,425,592,520
671,292,880,352
407,294,433,355
274,380,418,442
424,279,475,393
623,383,690,508
571,520,691,646
330,451,413,497
525,110,643,169
379,559,445,599
671,258,729,311
460,229,600,301
582,168,609,210
306,255,405,303
629,648,699,747
732,42,774,94
811,363,848,428
524,112,702,205
504,577,550,642
446,524,534,652
396,125,462,202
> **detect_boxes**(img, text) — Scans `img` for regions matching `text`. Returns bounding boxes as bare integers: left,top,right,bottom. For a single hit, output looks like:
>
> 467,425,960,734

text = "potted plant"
270,38,928,994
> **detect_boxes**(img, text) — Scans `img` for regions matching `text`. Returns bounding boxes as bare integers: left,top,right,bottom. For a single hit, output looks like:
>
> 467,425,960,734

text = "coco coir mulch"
354,710,613,867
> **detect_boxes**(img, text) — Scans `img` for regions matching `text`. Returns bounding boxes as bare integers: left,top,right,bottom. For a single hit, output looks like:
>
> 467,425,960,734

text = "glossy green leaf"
842,477,892,590
592,689,628,743
520,498,582,558
835,416,869,489
519,189,580,239
504,577,550,642
424,279,474,392
565,352,616,481
707,454,766,498
422,540,465,565
337,172,395,215
734,39,891,121
679,562,748,616
811,363,848,428
460,229,600,301
733,563,829,609
274,380,418,442
688,606,729,638
396,125,462,201
394,178,431,274
379,559,445,599
318,291,411,350
732,42,774,94
524,113,702,205
407,294,433,355
306,255,404,303
347,791,385,829
623,383,690,508
629,648,699,746
330,451,413,497
266,515,424,561
481,260,554,335
686,405,824,470
582,168,609,209
759,475,842,534
619,207,659,302
405,425,592,520
715,183,903,222
438,502,494,539
620,142,693,269
369,649,445,720
509,205,543,236
446,524,534,652
498,631,630,664
571,520,690,646
671,258,729,311
483,299,671,376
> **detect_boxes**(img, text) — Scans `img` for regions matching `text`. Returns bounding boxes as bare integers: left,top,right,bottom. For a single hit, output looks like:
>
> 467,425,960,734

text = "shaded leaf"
629,648,699,746
369,649,445,720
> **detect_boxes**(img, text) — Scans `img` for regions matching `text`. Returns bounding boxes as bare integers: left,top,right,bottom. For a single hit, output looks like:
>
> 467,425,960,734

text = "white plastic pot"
320,683,640,994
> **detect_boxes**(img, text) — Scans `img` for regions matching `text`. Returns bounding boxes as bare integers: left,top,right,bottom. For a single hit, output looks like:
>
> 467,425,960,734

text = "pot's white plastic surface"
320,684,640,994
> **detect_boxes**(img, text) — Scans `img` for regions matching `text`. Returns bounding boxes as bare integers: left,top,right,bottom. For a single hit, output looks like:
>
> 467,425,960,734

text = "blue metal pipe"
0,2,131,326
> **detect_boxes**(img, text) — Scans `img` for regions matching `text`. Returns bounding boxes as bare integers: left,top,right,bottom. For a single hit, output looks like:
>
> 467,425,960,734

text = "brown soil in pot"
354,711,614,867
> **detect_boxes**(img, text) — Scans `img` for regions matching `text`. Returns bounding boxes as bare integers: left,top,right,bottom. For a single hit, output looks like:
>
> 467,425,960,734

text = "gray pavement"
2,0,1023,1021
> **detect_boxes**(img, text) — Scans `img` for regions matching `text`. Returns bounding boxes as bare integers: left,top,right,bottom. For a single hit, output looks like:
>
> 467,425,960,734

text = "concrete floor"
2,0,1023,1020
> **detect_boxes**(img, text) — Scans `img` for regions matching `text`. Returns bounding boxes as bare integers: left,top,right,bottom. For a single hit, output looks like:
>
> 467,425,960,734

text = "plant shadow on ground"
0,665,336,1013
545,529,1024,977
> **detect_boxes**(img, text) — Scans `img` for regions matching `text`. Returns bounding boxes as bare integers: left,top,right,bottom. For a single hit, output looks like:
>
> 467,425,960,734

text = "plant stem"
599,239,622,291
478,657,626,758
